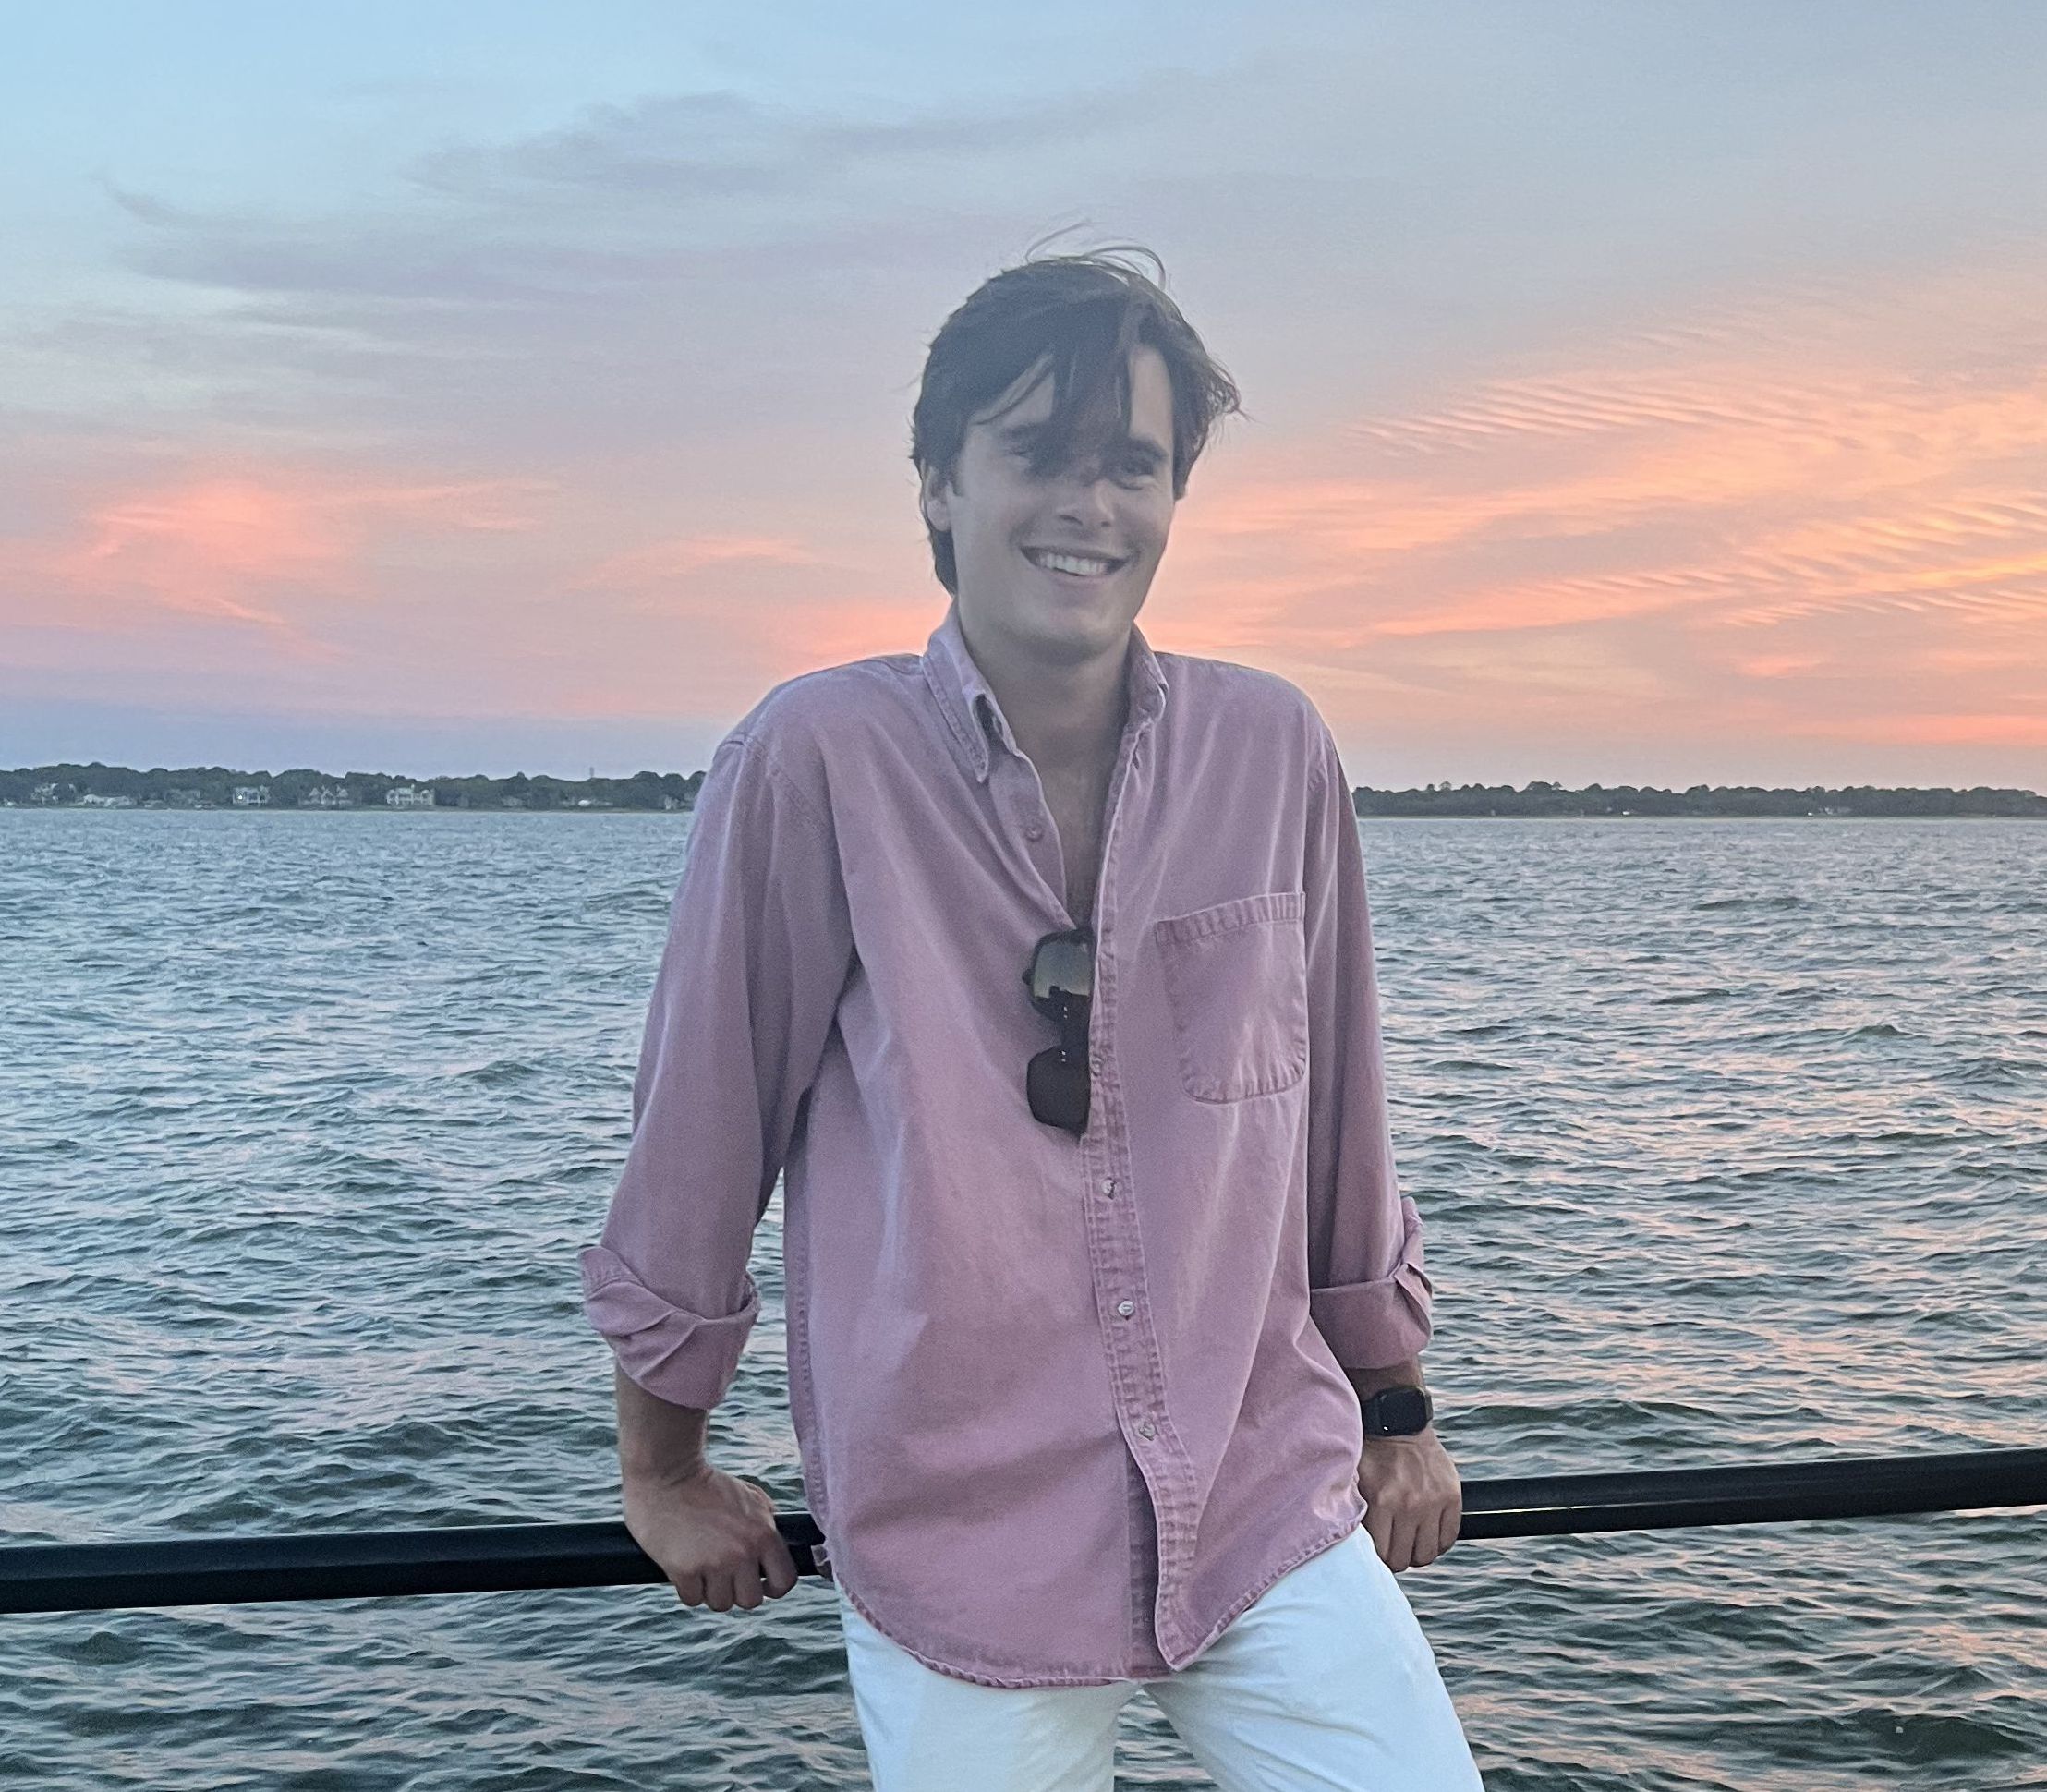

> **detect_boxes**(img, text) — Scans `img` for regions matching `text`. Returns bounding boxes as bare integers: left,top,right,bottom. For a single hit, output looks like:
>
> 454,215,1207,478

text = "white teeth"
1027,549,1118,576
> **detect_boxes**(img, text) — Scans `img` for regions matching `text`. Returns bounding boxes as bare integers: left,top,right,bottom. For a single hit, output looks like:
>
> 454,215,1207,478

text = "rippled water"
3,810,2042,1791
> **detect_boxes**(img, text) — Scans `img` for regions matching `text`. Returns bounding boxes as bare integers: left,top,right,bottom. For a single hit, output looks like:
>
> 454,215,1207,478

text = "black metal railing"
6,1446,2042,1616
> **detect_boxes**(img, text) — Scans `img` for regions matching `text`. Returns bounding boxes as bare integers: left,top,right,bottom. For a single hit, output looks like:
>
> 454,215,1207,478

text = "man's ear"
919,462,952,535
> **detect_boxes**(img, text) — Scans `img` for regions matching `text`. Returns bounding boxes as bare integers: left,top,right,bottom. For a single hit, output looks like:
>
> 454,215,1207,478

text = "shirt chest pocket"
1153,890,1310,1102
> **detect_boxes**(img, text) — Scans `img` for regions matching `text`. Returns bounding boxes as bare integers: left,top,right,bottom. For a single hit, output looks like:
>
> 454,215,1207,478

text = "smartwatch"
1360,1384,1434,1437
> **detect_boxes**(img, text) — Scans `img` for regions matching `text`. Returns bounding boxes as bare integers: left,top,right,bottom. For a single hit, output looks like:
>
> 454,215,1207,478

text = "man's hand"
622,1460,803,1613
1356,1429,1462,1572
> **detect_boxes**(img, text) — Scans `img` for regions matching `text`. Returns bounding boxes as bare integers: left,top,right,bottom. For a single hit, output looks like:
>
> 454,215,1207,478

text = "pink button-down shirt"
579,599,1434,1688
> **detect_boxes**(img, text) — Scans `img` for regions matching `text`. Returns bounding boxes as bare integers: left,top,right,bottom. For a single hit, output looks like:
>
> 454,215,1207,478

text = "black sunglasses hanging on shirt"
1022,926,1094,1135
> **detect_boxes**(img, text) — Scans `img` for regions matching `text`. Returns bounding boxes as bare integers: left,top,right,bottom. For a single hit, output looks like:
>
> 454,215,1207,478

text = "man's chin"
1017,604,1135,660
962,576,1145,660
1024,575,1145,628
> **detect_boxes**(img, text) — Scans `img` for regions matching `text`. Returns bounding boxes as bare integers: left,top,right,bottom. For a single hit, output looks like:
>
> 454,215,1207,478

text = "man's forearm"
1343,1352,1427,1403
614,1362,710,1482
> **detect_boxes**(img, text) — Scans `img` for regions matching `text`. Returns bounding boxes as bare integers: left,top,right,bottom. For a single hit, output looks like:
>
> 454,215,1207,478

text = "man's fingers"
667,1547,798,1612
721,1567,763,1612
729,1546,796,1608
761,1537,802,1598
1408,1497,1460,1567
741,1484,801,1599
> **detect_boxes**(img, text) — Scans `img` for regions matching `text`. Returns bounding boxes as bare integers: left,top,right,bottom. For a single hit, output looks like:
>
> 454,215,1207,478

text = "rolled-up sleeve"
1301,725,1435,1370
578,729,853,1410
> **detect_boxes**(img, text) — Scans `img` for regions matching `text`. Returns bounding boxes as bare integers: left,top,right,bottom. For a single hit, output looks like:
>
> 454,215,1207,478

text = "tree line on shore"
6,762,2043,817
1355,780,2047,817
4,763,705,811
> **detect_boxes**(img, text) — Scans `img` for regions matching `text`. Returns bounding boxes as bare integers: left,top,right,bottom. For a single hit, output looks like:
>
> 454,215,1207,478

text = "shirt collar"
921,599,1169,784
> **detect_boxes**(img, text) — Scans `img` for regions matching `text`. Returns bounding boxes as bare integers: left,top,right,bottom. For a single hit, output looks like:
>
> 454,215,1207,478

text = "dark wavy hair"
909,238,1246,597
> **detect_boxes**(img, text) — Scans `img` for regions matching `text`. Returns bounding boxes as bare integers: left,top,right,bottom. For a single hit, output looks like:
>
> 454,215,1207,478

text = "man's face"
921,343,1179,670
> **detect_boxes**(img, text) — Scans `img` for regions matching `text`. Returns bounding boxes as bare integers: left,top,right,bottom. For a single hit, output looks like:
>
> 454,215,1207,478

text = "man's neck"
960,608,1130,786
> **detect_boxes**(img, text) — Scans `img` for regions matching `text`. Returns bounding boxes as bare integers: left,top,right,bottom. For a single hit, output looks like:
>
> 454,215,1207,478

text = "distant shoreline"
6,763,2044,820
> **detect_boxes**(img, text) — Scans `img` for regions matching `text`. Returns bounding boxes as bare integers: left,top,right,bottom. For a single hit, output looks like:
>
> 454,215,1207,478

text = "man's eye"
1008,447,1153,482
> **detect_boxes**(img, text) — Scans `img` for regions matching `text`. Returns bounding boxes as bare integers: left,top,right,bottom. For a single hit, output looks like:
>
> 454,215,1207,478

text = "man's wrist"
1343,1356,1434,1437
613,1364,712,1482
1341,1354,1427,1401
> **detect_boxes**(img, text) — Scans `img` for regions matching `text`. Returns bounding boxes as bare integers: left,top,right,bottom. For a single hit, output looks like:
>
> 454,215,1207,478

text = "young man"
579,247,1485,1789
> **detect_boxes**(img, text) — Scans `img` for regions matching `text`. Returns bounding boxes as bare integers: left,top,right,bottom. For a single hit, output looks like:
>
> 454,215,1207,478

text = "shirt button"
1089,1054,1103,1073
1099,1178,1117,1197
1137,1421,1156,1439
1025,823,1044,840
1116,1300,1134,1317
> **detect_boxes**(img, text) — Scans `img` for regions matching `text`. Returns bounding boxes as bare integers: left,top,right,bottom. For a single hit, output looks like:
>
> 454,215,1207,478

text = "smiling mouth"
1022,547,1127,580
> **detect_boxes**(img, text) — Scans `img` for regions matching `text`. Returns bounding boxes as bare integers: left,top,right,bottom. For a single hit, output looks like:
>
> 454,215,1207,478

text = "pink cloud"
2,465,554,659
1148,262,2047,761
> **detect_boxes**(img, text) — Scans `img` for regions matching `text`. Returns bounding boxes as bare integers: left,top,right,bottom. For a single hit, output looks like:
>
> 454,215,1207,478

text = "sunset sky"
4,2,2043,789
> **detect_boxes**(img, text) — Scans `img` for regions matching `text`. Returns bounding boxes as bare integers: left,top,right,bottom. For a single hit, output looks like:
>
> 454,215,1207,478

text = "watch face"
1368,1386,1430,1434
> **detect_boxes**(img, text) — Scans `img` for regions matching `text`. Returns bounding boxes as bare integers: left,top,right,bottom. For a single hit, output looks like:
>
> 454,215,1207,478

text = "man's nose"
1053,466,1120,520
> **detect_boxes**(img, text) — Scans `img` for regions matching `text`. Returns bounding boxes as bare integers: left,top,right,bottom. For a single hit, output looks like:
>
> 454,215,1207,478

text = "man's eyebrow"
996,422,1168,466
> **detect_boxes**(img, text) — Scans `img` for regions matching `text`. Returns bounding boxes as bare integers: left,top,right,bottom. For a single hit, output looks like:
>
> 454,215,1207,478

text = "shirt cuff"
579,1243,762,1411
1307,1195,1435,1370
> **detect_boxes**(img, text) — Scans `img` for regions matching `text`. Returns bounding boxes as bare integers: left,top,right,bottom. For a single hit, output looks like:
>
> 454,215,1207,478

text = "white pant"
837,1525,1485,1791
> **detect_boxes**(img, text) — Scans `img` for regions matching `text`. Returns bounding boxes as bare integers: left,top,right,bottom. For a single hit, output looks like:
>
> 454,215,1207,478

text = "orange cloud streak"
1140,262,2047,760
4,466,553,659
